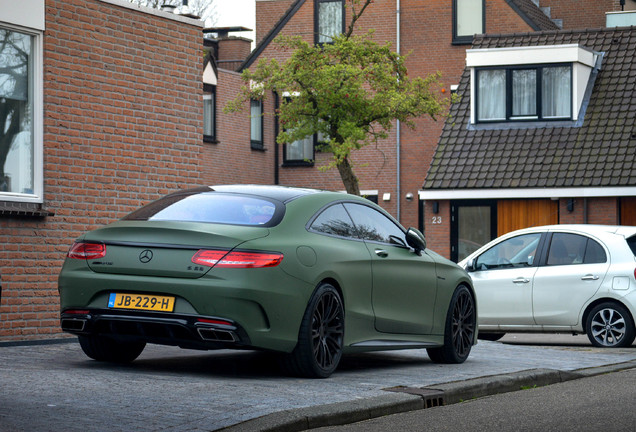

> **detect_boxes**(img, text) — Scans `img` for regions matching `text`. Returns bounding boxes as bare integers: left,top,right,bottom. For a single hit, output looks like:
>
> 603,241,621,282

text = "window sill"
452,37,474,46
203,136,218,144
282,161,314,167
0,201,54,218
251,143,267,152
468,119,579,131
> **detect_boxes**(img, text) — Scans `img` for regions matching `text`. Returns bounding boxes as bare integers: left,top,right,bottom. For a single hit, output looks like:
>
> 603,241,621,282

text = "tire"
281,283,344,378
478,332,506,342
78,334,146,363
585,302,635,348
427,285,476,364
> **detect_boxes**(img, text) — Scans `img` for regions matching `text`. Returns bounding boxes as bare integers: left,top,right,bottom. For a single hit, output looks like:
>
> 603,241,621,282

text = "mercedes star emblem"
139,249,153,263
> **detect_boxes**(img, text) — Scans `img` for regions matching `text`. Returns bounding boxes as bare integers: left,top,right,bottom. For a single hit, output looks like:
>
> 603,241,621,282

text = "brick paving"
1,338,635,431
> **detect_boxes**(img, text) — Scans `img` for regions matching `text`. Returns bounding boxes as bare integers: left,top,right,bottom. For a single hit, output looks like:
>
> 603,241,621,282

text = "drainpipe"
274,92,280,185
396,0,401,221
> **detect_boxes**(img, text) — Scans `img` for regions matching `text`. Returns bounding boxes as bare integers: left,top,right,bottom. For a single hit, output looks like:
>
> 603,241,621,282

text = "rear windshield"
627,235,636,256
123,192,282,226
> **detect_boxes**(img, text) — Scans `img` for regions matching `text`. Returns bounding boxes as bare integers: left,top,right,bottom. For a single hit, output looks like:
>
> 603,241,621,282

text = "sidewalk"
1,336,635,432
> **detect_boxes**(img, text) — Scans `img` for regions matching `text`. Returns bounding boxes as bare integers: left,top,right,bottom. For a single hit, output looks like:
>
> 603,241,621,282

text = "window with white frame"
476,65,572,122
0,24,42,203
467,45,600,125
203,84,216,142
250,99,263,149
453,0,484,44
315,0,345,44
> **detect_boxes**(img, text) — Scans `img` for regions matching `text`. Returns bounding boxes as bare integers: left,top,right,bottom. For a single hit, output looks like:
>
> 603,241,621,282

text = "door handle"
512,277,530,284
374,249,388,258
581,274,599,281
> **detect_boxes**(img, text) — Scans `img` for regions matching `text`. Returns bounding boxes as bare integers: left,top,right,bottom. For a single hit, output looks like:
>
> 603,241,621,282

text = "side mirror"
406,228,426,253
466,258,476,272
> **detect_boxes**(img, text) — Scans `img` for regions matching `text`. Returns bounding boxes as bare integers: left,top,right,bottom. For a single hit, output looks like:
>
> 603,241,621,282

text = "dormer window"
476,64,572,122
467,44,601,126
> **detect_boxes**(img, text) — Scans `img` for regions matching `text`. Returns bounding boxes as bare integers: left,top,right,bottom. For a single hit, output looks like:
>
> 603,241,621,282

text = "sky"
213,0,256,42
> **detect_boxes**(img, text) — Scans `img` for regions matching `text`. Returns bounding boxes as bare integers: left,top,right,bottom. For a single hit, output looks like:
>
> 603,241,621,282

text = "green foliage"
225,1,447,194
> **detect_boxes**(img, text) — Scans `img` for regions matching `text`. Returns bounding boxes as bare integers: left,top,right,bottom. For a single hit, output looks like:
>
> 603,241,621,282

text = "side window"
453,0,484,45
315,0,345,44
626,236,636,256
474,233,541,271
250,99,263,150
203,84,216,142
1,25,43,204
343,203,405,245
584,238,607,264
309,203,357,238
546,233,588,266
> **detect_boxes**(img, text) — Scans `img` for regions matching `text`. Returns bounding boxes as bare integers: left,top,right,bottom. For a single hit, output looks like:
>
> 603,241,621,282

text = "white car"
459,225,636,347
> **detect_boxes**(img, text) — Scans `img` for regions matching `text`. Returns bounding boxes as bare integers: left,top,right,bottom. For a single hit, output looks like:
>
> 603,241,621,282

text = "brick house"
238,0,632,254
422,24,636,262
0,0,206,341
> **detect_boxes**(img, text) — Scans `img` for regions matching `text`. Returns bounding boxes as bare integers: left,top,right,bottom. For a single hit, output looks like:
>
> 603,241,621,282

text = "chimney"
203,27,253,72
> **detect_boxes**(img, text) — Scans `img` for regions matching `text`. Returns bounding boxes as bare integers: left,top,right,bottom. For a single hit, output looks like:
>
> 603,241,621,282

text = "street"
315,367,636,432
0,334,635,431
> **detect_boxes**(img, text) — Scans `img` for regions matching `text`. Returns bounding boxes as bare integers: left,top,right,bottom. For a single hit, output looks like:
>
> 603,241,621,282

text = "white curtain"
318,1,342,43
287,135,314,161
457,0,483,37
478,69,505,121
250,99,262,142
512,69,536,118
542,66,571,118
203,92,214,136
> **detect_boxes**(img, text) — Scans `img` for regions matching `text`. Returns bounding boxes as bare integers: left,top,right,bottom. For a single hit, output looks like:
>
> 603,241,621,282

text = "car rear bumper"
60,308,252,351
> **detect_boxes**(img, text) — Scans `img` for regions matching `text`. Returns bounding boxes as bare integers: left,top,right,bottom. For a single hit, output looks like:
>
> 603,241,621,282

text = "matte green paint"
59,189,475,354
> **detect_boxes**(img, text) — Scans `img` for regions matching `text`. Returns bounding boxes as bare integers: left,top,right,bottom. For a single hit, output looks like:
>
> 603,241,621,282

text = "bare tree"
128,0,217,24
0,29,30,192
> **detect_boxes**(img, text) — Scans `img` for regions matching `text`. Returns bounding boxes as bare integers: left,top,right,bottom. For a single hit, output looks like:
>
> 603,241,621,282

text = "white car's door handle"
581,274,600,281
512,277,530,284
374,249,388,258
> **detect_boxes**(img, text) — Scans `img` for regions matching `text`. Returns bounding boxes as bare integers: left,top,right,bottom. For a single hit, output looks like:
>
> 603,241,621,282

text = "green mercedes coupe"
59,185,477,378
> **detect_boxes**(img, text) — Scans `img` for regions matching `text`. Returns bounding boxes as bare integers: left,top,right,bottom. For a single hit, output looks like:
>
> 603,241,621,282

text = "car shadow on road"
72,346,436,379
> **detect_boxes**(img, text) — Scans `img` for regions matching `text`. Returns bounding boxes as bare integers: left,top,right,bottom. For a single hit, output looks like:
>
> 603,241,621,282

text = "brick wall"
250,0,543,230
217,37,253,71
255,0,297,46
539,0,619,29
202,68,275,185
0,0,203,341
559,197,620,225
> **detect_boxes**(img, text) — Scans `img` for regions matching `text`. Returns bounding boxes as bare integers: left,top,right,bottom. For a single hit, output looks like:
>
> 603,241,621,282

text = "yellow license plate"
108,293,175,312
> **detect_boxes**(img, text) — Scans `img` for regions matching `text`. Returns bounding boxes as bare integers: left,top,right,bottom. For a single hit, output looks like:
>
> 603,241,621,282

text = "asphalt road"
314,366,636,432
0,334,635,431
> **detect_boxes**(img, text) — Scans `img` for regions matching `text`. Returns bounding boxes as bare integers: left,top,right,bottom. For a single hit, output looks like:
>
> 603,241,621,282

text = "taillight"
63,309,90,315
197,318,233,326
192,250,283,268
67,242,106,260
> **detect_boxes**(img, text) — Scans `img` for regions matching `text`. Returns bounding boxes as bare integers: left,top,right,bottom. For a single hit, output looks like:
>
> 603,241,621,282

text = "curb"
219,359,636,432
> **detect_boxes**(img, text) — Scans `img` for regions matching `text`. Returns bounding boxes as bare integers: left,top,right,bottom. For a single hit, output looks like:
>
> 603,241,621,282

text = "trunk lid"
82,220,270,278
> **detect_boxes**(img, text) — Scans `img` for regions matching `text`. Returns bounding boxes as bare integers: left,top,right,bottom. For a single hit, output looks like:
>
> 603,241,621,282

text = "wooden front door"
497,199,558,236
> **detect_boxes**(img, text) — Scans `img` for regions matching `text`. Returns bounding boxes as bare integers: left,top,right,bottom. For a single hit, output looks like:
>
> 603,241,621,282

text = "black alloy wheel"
282,283,344,378
427,285,476,364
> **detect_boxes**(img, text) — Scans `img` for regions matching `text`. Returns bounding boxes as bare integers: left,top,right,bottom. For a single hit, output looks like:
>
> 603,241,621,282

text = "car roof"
511,224,636,238
208,184,323,203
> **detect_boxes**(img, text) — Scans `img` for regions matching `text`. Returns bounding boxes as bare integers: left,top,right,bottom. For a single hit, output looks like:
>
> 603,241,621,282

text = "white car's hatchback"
459,225,636,347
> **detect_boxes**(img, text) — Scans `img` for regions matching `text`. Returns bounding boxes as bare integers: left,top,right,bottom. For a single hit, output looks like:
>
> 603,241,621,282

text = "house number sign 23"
432,216,443,224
